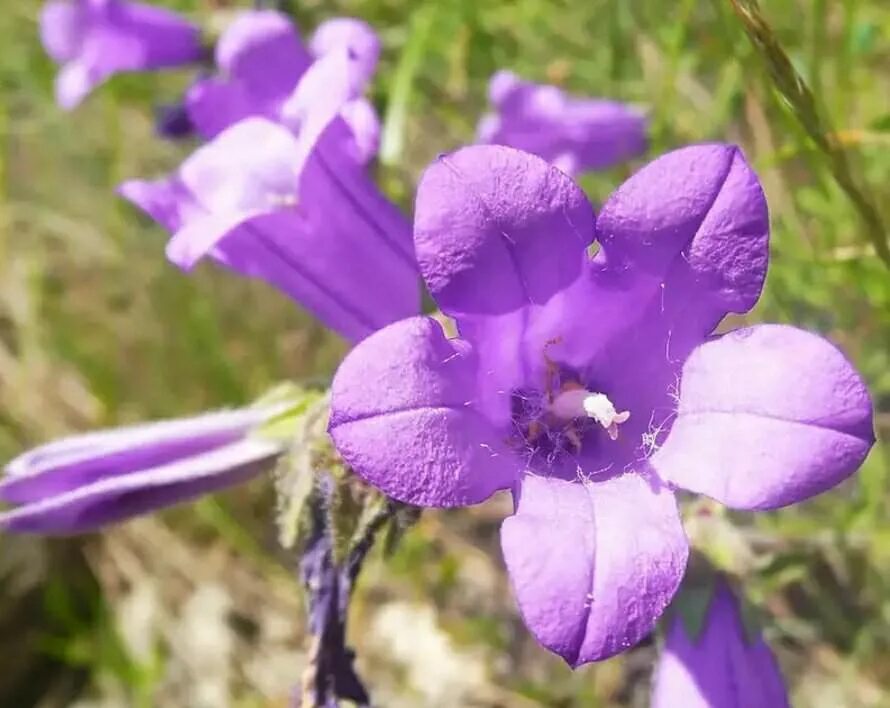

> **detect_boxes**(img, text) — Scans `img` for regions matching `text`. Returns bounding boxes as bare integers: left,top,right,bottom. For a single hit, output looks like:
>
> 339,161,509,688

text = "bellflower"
185,10,380,163
0,406,285,534
40,0,203,110
477,70,647,176
652,582,789,707
328,144,874,665
120,51,417,343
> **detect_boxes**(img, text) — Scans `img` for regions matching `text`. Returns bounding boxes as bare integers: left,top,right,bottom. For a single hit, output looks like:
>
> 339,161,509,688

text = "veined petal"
501,472,687,665
0,438,280,535
330,317,518,507
415,145,595,319
652,325,875,510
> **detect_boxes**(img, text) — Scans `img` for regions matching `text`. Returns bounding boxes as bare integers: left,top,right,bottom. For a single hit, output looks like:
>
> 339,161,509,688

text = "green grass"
0,0,888,705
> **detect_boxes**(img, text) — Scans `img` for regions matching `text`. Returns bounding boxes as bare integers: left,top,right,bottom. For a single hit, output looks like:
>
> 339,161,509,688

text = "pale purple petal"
309,17,380,91
165,117,303,267
0,438,280,535
117,176,194,232
43,0,203,110
0,407,272,504
338,98,381,164
40,1,87,62
652,325,875,510
478,71,647,175
329,317,518,506
55,60,97,110
652,583,789,708
501,472,688,665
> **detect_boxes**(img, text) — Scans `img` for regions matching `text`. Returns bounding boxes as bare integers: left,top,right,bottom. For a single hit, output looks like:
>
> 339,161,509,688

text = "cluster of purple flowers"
4,0,877,703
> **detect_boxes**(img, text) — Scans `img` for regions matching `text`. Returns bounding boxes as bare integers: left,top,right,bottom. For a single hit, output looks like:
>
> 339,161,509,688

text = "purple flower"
652,582,789,707
40,0,203,110
119,53,417,344
185,10,380,163
0,406,284,534
477,70,647,176
328,144,874,665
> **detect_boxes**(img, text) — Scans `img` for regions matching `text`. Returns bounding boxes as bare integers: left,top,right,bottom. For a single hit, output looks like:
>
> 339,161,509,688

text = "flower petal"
414,145,595,319
185,77,259,140
501,472,688,665
652,584,789,708
652,325,875,510
309,17,380,91
41,0,87,63
595,144,768,325
0,438,280,535
215,9,309,100
0,408,270,504
479,72,647,175
55,60,99,110
329,317,518,506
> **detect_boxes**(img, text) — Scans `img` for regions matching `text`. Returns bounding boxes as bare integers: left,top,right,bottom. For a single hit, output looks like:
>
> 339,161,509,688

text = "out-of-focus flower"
0,406,285,534
120,51,417,343
477,70,647,175
328,144,874,665
185,10,381,163
652,581,789,707
40,0,203,109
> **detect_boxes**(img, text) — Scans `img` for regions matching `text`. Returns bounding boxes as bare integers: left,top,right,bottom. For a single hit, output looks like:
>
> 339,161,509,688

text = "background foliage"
0,0,888,705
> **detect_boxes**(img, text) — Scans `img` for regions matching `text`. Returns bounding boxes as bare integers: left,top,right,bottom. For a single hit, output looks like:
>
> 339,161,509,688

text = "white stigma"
549,389,631,441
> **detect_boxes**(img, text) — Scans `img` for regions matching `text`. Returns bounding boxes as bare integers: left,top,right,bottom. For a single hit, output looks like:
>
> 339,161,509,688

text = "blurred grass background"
0,0,888,705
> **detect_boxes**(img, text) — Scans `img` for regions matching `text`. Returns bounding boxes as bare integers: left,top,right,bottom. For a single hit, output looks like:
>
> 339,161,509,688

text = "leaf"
274,393,330,550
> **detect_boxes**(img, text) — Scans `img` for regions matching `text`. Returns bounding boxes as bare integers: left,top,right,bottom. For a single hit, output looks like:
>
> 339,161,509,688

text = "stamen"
549,389,631,441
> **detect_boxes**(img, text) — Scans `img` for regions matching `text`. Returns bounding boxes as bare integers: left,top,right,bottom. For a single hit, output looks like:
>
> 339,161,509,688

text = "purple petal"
652,584,789,708
280,46,363,140
46,0,203,109
652,325,875,510
185,77,261,141
164,117,303,267
40,1,87,63
0,407,271,504
338,97,381,164
329,317,518,507
117,176,194,232
478,72,647,175
309,17,380,91
501,472,687,665
595,144,768,323
414,145,595,319
0,438,280,535
215,9,310,101
55,60,97,110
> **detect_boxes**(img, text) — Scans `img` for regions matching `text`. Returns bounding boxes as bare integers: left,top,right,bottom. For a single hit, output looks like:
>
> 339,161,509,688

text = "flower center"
549,386,631,441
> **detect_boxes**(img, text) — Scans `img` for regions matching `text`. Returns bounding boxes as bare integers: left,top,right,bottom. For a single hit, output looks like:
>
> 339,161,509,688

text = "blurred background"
0,0,888,705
